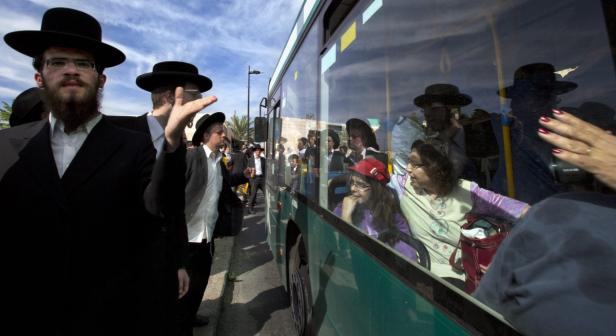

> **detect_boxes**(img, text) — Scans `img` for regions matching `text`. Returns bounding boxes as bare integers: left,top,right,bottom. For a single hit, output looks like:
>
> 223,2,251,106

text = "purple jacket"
334,204,418,262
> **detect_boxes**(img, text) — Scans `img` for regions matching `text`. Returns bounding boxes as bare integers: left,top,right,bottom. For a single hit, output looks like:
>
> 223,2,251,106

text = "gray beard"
41,76,102,133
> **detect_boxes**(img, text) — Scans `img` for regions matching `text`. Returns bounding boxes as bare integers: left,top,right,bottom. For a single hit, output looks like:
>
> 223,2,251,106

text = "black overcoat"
0,116,184,335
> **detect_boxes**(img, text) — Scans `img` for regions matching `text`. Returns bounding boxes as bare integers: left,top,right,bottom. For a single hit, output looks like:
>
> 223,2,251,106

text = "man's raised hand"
165,86,217,152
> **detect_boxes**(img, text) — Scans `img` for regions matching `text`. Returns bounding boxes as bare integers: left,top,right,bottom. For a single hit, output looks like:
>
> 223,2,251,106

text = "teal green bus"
258,0,616,335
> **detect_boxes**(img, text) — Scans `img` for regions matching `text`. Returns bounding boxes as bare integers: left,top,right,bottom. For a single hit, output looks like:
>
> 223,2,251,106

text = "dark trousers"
248,175,265,207
178,240,215,336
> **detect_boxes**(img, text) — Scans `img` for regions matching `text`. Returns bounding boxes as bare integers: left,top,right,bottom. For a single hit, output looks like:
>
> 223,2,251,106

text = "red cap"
348,157,390,184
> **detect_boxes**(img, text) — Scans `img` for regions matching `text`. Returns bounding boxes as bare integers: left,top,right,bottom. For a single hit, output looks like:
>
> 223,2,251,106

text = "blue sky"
0,0,302,120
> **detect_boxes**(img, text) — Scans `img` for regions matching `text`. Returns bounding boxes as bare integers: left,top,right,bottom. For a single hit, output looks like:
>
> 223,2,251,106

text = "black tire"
288,235,312,336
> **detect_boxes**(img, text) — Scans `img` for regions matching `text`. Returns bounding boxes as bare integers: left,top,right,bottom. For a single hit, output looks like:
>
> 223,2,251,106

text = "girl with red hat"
334,157,425,262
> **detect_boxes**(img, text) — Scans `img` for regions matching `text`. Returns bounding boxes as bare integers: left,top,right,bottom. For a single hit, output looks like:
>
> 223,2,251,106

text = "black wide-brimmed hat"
192,112,225,145
9,87,45,127
414,83,472,108
499,63,577,98
252,144,264,151
4,7,125,68
136,61,213,92
346,118,379,150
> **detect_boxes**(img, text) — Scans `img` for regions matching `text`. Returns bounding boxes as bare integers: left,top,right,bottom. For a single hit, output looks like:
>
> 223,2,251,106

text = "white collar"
49,112,102,135
203,144,221,160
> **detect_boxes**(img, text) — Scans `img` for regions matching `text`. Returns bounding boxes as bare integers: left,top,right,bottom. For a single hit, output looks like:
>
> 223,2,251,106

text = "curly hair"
410,140,458,197
349,172,400,236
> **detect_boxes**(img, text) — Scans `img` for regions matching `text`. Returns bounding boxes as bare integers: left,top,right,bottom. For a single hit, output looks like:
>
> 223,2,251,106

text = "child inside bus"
334,157,425,263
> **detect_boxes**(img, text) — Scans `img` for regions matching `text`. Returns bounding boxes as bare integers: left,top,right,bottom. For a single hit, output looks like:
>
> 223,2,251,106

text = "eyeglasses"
45,58,96,71
184,89,203,99
348,179,371,191
406,161,425,173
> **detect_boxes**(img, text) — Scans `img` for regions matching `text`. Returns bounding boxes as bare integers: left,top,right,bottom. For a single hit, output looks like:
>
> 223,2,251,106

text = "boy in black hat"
344,118,388,167
182,112,250,335
0,7,217,335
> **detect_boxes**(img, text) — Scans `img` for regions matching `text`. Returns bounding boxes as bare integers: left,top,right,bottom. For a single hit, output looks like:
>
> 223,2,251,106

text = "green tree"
226,114,253,143
0,101,11,129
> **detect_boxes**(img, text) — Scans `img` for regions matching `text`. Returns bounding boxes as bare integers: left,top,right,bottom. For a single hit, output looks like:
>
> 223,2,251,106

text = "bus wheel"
289,235,312,335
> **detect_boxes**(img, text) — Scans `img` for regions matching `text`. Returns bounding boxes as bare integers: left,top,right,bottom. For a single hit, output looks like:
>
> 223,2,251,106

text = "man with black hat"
247,143,266,213
110,61,214,334
490,63,577,204
182,112,250,335
0,7,217,335
413,83,476,180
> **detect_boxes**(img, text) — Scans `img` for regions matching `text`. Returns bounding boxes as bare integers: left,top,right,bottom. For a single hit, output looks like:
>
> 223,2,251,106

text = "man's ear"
35,72,44,88
98,73,107,89
164,91,175,106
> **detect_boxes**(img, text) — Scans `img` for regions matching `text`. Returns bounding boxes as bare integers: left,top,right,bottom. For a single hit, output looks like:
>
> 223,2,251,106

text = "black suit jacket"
329,151,345,172
184,147,248,239
108,114,189,270
344,148,388,167
0,117,184,335
247,155,266,179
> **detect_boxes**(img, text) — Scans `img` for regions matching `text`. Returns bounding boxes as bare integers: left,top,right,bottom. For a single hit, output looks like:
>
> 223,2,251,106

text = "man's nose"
62,62,81,74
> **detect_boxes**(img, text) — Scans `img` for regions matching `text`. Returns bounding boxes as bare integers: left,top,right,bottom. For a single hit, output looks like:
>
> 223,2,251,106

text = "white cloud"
0,0,304,117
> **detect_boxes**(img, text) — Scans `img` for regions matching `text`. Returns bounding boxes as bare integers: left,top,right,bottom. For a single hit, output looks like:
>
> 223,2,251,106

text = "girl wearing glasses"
334,157,425,263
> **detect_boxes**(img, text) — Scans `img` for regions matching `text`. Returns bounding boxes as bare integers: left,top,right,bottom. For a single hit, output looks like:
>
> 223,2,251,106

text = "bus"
256,0,616,334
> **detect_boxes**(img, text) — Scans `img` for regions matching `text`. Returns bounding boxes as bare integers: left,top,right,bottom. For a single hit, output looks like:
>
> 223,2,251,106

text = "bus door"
265,102,287,267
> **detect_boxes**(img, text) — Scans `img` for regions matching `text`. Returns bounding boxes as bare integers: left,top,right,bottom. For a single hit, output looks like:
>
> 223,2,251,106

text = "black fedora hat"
4,7,125,68
346,118,379,150
414,83,472,108
192,112,225,145
136,61,213,92
499,63,577,98
9,87,45,127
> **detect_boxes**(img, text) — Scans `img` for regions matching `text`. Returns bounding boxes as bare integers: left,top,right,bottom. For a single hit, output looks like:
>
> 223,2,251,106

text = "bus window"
319,0,615,299
269,0,616,334
279,26,319,200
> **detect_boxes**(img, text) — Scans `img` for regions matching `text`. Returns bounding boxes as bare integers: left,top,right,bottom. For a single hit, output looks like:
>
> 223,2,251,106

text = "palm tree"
0,101,11,129
226,114,253,144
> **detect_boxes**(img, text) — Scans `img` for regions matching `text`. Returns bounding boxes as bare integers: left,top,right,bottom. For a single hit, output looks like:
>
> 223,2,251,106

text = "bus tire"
289,235,312,336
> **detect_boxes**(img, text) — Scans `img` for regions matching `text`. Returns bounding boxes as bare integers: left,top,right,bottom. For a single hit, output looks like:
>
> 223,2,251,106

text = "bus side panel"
305,204,470,336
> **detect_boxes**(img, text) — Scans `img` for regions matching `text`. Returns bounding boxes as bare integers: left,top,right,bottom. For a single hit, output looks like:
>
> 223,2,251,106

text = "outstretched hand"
538,109,616,190
165,87,218,152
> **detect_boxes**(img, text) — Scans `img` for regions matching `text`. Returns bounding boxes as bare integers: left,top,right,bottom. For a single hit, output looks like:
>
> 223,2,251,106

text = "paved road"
216,198,296,336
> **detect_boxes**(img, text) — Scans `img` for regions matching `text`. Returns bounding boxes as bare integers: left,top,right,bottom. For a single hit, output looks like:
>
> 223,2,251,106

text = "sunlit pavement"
194,193,295,336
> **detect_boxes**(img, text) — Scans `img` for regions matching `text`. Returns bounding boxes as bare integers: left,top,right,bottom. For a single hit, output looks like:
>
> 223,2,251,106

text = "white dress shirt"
187,144,223,243
145,114,165,158
49,113,102,177
254,154,263,176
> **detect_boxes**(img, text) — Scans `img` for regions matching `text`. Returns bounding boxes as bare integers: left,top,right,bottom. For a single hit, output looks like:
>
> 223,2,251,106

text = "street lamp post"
247,65,261,142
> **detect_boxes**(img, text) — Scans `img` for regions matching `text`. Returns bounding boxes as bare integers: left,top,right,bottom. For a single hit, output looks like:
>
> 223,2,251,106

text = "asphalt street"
215,195,295,336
